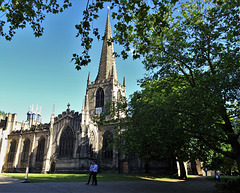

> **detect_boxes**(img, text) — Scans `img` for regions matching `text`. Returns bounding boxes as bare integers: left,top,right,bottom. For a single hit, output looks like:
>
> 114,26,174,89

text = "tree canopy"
0,0,72,40
89,0,240,173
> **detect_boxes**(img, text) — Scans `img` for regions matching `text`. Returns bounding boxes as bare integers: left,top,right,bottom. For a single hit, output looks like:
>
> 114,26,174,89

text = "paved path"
0,174,216,193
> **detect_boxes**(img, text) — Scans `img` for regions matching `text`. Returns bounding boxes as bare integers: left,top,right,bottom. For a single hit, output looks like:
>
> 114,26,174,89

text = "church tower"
81,12,126,171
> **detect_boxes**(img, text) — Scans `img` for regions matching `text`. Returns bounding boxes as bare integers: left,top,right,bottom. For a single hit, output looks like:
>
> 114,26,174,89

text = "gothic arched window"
59,127,74,158
21,138,30,162
8,139,16,162
96,88,104,108
36,137,45,162
102,132,113,159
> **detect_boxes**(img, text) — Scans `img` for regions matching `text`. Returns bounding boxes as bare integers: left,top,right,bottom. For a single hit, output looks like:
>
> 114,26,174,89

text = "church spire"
95,12,118,82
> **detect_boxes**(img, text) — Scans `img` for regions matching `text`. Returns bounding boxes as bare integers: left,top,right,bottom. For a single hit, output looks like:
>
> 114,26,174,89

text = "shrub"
215,177,240,193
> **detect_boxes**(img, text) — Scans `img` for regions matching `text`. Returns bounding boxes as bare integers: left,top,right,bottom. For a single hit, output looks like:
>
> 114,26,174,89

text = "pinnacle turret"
87,72,91,85
26,104,41,125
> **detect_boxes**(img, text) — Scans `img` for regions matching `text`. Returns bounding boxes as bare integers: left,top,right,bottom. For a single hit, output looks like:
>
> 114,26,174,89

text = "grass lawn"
3,173,182,183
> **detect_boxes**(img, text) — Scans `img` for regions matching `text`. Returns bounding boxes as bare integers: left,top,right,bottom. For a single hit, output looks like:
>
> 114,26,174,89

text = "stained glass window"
102,132,113,159
36,137,45,162
96,88,104,108
59,127,74,157
8,139,16,162
21,138,30,162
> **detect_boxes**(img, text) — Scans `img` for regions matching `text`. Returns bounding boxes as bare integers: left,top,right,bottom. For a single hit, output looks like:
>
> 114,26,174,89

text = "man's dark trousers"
87,172,93,184
92,172,97,185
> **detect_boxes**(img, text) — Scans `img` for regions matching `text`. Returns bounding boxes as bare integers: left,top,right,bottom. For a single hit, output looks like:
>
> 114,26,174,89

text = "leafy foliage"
215,177,240,193
125,78,192,162
0,0,72,40
88,0,240,173
204,151,238,175
0,110,6,119
73,0,177,69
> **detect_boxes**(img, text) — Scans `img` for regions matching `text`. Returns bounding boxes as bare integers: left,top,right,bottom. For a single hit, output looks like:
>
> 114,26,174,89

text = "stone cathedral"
0,13,156,174
1,12,184,175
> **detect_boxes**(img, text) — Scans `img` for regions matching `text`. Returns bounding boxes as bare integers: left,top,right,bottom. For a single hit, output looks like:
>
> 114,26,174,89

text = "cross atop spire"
95,12,118,82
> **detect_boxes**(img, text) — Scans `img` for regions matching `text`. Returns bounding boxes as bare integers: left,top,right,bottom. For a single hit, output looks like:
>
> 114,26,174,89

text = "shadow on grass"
3,173,184,183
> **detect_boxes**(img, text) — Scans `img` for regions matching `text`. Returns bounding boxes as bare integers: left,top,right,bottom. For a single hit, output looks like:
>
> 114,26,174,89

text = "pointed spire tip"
95,13,118,82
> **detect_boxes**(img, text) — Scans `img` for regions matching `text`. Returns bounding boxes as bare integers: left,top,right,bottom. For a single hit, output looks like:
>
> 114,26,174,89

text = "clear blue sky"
0,1,145,123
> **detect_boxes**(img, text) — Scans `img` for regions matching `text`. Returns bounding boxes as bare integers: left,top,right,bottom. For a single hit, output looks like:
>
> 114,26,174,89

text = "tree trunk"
144,162,149,174
220,105,240,173
168,157,178,176
190,160,198,175
179,160,187,179
236,157,240,175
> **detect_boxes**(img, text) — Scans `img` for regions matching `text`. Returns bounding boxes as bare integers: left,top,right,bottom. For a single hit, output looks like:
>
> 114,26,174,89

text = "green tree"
96,78,212,178
126,77,231,178
0,0,72,40
126,78,193,178
204,151,238,175
0,110,6,119
73,0,175,68
78,0,240,172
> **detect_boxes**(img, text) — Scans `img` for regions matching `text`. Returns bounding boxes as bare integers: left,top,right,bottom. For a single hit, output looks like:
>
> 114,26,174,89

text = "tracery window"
59,127,74,157
36,137,45,162
8,139,16,162
102,132,113,159
96,88,104,108
21,138,30,162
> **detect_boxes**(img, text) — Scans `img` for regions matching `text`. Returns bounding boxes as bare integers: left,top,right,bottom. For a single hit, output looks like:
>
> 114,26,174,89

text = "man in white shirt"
92,161,98,186
86,162,94,185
